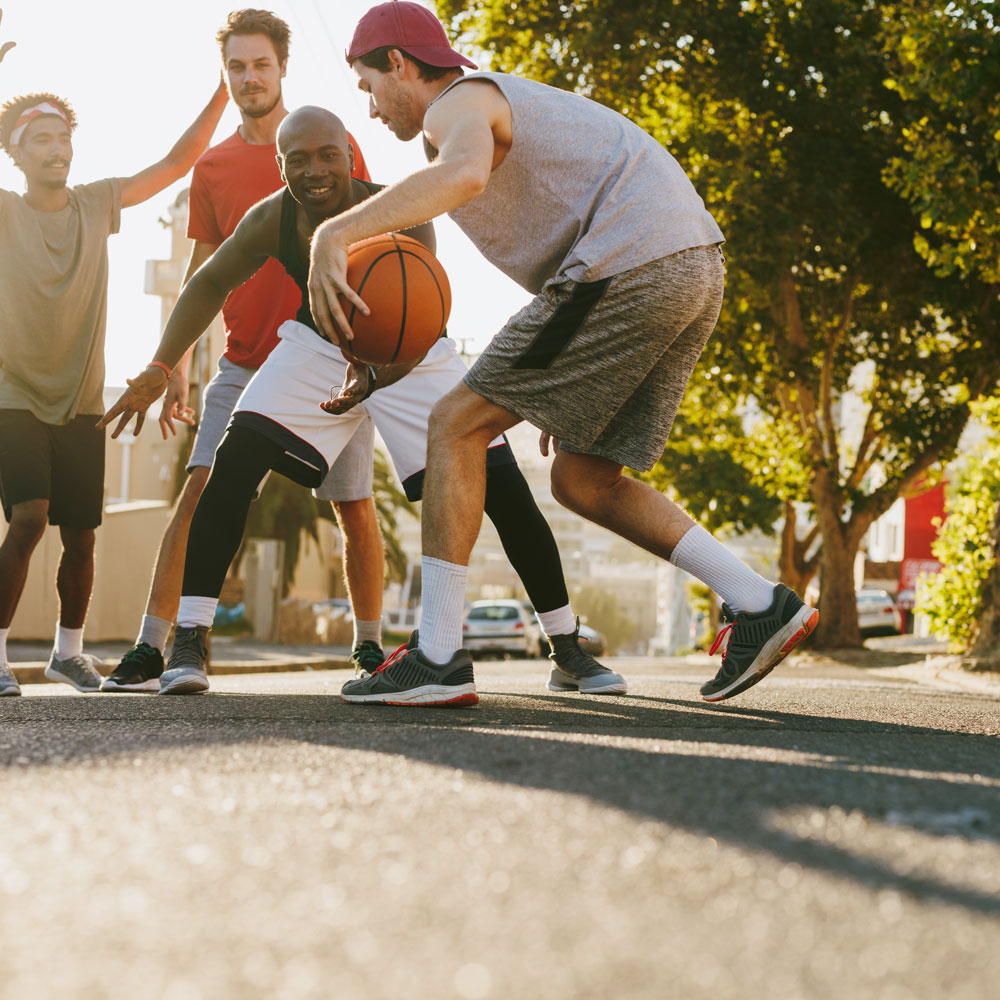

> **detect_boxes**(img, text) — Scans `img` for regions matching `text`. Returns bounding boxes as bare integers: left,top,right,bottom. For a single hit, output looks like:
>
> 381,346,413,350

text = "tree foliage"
919,398,1000,651
437,0,1000,646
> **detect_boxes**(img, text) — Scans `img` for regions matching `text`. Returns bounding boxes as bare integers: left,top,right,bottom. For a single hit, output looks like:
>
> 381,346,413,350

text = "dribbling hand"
308,225,369,350
97,369,170,439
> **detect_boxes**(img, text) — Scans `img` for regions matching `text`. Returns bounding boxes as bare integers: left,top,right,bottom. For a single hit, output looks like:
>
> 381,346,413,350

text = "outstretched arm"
98,201,277,437
118,78,228,209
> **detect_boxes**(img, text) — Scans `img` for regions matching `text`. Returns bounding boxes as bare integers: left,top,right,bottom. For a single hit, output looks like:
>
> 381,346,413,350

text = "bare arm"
308,83,500,345
157,239,220,438
98,202,277,438
118,79,228,209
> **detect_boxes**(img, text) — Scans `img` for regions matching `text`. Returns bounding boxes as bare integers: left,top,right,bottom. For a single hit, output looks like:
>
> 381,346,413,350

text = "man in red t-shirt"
104,9,384,693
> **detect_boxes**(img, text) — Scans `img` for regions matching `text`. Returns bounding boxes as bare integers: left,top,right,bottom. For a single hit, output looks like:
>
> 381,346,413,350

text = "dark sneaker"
341,632,478,707
350,640,385,678
102,642,164,692
159,626,210,695
45,652,103,692
0,663,21,697
700,584,819,702
546,621,627,694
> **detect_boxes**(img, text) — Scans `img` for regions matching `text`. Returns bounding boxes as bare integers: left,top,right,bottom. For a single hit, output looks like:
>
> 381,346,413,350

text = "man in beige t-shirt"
0,25,228,695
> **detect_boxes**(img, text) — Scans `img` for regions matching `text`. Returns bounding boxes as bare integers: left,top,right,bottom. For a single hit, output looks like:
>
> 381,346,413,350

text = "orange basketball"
339,233,451,366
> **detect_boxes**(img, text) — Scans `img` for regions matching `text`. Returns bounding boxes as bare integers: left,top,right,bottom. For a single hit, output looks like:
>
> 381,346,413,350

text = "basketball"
339,233,451,366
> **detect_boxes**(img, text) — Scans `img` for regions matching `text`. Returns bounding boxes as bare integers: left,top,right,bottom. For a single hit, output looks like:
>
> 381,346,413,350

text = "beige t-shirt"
0,179,122,424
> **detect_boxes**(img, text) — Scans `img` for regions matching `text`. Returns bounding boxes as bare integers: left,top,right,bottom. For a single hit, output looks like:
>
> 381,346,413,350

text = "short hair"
217,8,291,64
355,45,460,83
0,93,76,158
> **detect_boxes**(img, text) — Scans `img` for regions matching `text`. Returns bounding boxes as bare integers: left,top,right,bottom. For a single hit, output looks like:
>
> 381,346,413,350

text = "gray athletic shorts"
465,244,725,472
188,356,375,502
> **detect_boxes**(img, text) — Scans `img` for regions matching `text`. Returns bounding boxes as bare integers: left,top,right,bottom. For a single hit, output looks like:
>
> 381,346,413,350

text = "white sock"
669,525,775,615
536,603,576,638
137,614,173,653
54,625,84,660
353,618,382,648
418,556,468,664
0,627,8,664
177,596,218,629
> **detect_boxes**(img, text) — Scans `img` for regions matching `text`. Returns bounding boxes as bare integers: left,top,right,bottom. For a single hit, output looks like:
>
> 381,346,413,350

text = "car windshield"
467,606,519,621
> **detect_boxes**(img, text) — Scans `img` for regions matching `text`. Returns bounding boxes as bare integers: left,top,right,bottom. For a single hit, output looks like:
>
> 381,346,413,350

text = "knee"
428,387,503,452
60,528,96,562
550,453,623,516
7,501,48,551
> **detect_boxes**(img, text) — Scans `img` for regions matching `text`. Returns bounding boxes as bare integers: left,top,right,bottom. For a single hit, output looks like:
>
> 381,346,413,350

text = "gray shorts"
465,244,725,471
188,356,375,502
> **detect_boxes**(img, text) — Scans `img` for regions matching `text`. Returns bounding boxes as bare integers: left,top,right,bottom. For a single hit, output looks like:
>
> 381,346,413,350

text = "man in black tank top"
99,105,628,702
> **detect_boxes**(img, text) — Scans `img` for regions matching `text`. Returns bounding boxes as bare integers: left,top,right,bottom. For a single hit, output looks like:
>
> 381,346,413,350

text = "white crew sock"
54,625,84,660
137,614,173,654
0,627,9,664
418,556,468,664
353,618,382,648
536,603,577,638
669,525,775,615
176,596,218,629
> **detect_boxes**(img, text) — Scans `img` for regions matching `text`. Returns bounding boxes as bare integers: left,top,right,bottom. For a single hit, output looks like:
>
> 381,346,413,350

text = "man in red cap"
312,1,819,708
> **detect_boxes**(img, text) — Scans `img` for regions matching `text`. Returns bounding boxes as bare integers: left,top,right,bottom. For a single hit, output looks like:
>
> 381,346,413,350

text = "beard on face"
237,89,282,120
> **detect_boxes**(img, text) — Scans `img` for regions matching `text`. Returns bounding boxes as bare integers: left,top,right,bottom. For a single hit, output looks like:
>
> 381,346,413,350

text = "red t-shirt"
187,128,371,369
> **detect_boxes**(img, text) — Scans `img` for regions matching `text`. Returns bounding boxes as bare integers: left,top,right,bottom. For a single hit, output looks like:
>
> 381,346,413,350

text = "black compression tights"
183,427,570,615
182,427,282,598
484,462,569,614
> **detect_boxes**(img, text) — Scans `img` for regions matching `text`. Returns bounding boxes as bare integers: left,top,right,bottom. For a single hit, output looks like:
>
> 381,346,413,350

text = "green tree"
438,0,1000,647
881,1,1000,665
919,398,1000,655
242,447,414,594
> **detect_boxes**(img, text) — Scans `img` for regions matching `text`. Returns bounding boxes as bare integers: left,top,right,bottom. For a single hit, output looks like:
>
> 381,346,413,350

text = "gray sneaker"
45,652,103,692
546,621,628,694
159,625,210,695
0,663,22,697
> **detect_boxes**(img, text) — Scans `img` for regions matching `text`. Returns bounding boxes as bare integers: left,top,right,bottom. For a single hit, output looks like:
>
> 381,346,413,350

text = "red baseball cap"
346,1,478,69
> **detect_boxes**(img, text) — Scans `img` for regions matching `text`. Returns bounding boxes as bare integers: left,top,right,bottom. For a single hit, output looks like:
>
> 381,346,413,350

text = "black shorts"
0,409,105,528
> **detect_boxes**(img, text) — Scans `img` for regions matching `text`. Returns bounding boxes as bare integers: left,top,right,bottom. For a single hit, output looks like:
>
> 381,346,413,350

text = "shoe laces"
120,643,159,665
709,622,734,660
373,643,410,674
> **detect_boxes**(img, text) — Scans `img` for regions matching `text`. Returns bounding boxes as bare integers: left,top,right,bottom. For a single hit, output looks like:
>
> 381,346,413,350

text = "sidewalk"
7,636,353,685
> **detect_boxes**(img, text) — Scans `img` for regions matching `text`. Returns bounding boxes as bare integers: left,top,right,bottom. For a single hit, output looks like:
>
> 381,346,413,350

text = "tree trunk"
778,503,819,597
814,536,863,648
968,502,1000,667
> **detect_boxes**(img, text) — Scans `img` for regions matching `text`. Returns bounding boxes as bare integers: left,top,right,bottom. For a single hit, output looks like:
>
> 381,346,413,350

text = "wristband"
146,360,172,379
361,365,378,401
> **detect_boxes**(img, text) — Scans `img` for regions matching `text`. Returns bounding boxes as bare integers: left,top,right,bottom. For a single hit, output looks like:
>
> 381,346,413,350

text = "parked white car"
462,600,544,658
856,588,903,636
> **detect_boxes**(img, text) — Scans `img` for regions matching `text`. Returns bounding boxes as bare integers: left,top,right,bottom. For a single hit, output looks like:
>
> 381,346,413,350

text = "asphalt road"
1,655,998,1000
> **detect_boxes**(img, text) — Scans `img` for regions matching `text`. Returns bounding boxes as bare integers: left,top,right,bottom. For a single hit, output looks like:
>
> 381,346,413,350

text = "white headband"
10,102,70,146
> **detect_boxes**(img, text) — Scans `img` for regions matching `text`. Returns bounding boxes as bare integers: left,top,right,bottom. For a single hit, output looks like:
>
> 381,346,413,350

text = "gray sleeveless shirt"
428,72,724,294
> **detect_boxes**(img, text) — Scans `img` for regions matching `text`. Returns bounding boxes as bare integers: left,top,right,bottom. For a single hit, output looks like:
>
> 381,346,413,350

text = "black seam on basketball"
392,234,407,365
407,253,447,338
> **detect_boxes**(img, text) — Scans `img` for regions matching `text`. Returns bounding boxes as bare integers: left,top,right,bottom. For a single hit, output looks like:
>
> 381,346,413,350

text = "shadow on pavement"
2,689,999,918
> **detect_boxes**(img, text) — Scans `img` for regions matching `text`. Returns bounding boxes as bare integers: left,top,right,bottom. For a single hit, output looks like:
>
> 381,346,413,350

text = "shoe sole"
44,666,102,693
159,676,210,695
341,683,479,707
101,678,161,693
701,607,819,703
0,687,22,697
547,670,628,695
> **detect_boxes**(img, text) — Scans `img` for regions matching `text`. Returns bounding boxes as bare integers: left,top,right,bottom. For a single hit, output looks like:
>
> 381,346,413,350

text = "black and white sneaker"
546,621,627,694
350,640,385,678
102,642,164,692
159,626,210,695
700,584,819,702
340,632,477,707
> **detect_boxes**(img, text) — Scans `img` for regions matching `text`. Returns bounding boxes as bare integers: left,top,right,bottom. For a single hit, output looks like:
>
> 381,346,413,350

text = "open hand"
320,362,373,415
308,225,369,350
539,431,561,457
158,372,196,439
97,369,169,439
0,10,16,62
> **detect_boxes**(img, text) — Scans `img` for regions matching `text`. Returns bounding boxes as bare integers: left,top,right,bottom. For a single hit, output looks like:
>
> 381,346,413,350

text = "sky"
0,0,531,387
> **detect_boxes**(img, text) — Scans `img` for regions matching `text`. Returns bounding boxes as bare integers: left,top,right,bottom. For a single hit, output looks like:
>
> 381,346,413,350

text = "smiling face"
12,114,73,188
277,110,354,219
353,55,426,142
224,33,286,120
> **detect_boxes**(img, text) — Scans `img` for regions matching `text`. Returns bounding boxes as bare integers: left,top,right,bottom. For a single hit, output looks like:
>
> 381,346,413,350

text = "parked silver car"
856,588,903,636
462,600,544,658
